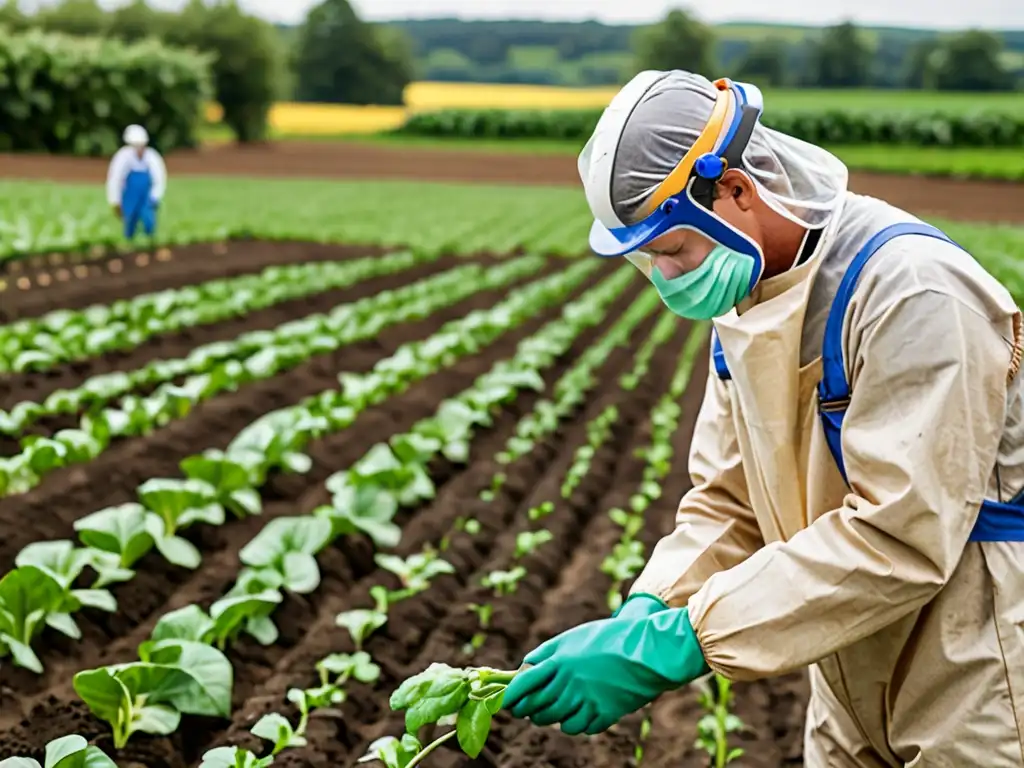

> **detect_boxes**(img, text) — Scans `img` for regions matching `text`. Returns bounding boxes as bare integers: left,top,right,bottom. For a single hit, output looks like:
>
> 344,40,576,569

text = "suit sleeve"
106,148,129,205
148,150,167,201
630,367,765,607
686,288,1013,681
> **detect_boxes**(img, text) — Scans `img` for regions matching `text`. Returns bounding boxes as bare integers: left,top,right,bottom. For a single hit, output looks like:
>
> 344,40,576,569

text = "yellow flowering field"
205,81,621,135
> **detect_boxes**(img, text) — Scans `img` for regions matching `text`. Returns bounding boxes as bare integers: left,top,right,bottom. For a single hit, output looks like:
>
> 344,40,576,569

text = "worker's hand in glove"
503,594,710,735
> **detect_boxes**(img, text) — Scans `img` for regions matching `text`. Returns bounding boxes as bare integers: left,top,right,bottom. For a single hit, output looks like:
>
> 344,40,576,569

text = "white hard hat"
123,124,149,146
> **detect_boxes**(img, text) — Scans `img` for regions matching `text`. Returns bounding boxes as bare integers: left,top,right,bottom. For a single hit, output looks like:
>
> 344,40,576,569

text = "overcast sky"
24,0,1024,30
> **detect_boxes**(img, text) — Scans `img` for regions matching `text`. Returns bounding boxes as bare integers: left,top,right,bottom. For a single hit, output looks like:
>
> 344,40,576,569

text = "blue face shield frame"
588,79,766,294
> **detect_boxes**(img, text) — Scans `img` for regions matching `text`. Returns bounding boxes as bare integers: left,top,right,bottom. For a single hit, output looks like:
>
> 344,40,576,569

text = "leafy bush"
0,28,212,156
397,106,1024,148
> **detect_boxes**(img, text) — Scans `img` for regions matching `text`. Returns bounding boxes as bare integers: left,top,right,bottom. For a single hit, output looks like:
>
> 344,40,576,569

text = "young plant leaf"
74,503,154,569
239,516,332,594
198,747,274,768
456,699,493,759
251,712,307,754
390,663,472,733
335,609,387,652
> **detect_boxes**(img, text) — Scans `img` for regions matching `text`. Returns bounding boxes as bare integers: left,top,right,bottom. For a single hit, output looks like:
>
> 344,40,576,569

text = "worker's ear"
716,169,757,213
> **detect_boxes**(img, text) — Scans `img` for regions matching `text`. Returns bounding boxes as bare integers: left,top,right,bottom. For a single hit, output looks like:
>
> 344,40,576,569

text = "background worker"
106,124,167,242
503,69,1024,766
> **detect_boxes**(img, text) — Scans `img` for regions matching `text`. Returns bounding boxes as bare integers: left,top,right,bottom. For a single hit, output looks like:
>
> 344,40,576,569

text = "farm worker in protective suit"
503,69,1024,766
106,124,167,241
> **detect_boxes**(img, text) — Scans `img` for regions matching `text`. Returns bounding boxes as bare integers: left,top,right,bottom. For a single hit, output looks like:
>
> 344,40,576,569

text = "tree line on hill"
395,13,1022,91
0,0,1017,147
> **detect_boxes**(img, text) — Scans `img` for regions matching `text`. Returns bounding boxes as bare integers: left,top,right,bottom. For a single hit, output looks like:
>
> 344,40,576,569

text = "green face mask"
648,245,756,320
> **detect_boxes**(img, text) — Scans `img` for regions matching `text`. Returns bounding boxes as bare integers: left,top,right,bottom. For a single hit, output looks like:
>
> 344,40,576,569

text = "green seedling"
239,516,333,594
635,714,652,765
513,530,553,560
375,551,455,603
358,734,422,768
601,539,647,612
387,663,518,762
316,479,402,548
74,639,232,748
137,478,224,569
73,503,155,585
608,507,644,542
287,684,345,737
335,607,388,651
440,516,480,551
0,734,118,768
316,651,381,687
14,541,118,642
0,565,63,673
251,712,307,755
181,450,263,518
199,746,274,768
481,566,527,597
528,501,554,521
695,675,746,768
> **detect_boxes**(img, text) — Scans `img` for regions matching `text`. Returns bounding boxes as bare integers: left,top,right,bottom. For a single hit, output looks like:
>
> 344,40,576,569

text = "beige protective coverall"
632,191,1024,766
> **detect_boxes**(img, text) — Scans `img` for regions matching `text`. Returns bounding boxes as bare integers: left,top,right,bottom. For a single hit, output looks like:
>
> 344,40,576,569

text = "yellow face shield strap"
639,78,735,218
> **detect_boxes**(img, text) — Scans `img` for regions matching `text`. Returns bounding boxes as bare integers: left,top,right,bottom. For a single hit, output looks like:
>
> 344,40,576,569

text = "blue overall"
122,168,157,239
711,221,1024,542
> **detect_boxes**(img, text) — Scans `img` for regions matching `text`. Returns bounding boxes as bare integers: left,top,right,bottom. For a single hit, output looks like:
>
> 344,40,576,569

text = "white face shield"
578,70,849,284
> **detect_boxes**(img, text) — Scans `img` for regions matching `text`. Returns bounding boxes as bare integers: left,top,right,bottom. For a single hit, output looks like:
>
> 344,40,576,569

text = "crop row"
371,319,712,766
0,250,432,373
0,263,634,767
0,256,550,497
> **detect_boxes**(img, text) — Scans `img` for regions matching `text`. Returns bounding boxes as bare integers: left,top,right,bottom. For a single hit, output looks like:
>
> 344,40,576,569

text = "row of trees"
395,15,1022,91
0,0,414,141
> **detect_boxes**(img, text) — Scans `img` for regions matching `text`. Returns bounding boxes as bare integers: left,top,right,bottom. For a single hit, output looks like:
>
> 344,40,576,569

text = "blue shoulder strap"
711,328,731,381
817,222,959,482
709,221,1024,541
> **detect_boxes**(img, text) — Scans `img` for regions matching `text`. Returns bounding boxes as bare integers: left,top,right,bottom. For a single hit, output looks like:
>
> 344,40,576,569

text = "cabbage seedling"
386,663,517,762
513,530,552,560
251,712,307,755
481,566,526,597
239,516,332,594
199,746,273,768
335,608,388,652
0,734,117,768
316,651,380,687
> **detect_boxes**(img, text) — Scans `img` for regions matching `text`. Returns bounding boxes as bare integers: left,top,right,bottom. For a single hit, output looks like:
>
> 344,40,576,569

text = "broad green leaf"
2,634,44,674
137,478,221,533
456,699,492,759
245,616,279,646
132,703,181,736
390,663,472,732
209,589,282,648
45,612,81,640
148,604,215,645
15,540,94,589
227,488,262,517
150,530,202,570
282,551,321,594
239,516,332,569
43,734,87,768
199,747,273,768
74,504,153,568
71,589,118,613
317,651,380,685
72,668,131,730
0,756,40,767
0,565,63,644
142,640,233,717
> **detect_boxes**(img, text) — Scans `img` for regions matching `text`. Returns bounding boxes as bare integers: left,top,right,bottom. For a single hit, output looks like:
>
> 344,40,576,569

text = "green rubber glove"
504,606,710,736
612,592,669,620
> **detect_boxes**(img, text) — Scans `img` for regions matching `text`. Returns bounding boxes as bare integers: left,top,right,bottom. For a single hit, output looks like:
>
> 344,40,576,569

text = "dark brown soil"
0,241,810,767
0,241,390,323
0,141,1020,224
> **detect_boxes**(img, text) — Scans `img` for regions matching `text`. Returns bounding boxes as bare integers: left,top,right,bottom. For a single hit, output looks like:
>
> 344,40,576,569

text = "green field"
2,178,1023,296
758,88,1024,114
